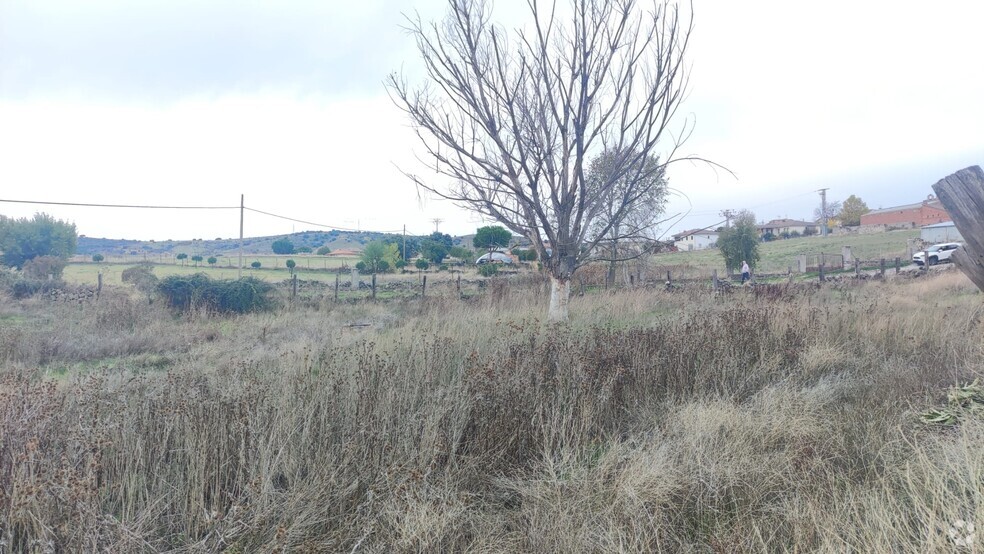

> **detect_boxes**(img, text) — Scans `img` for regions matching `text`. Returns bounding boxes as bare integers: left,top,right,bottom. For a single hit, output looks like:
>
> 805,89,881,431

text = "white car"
912,242,961,266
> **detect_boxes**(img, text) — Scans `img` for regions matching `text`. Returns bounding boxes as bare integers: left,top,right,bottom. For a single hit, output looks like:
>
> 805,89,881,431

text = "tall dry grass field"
1,270,982,552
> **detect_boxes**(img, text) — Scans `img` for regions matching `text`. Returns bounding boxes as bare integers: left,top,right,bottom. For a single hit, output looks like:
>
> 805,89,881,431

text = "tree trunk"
932,166,984,292
548,276,571,322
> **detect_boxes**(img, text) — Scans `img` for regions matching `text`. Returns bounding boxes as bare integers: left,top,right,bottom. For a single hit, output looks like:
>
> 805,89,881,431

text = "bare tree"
389,0,694,321
814,200,842,224
586,150,668,286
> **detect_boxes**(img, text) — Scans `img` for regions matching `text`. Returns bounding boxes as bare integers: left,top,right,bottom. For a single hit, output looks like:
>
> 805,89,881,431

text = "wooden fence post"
97,272,102,299
895,257,901,274
422,275,427,298
932,166,984,291
922,250,929,271
712,269,719,291
854,259,860,277
371,273,377,300
334,273,339,301
819,263,825,282
880,258,886,278
629,275,635,287
787,266,793,285
666,271,672,288
292,273,298,299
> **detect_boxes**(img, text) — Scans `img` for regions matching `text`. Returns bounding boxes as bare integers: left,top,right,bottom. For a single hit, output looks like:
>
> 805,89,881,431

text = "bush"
207,257,217,266
0,212,77,268
251,261,262,269
316,246,331,256
295,246,313,253
121,265,159,294
157,274,273,313
478,264,498,277
91,254,105,262
22,256,67,280
272,238,294,255
415,259,430,271
761,232,775,242
286,259,296,274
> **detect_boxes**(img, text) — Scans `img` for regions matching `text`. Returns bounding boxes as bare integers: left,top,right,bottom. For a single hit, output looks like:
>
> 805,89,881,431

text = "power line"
0,198,237,209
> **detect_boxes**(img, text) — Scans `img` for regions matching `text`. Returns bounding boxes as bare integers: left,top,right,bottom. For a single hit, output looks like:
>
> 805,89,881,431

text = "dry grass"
1,270,982,552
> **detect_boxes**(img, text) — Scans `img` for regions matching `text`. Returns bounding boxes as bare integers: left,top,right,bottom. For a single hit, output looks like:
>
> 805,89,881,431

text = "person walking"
741,260,751,283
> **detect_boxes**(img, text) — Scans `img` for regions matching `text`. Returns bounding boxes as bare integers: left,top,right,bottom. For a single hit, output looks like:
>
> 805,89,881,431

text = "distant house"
672,229,719,251
756,219,818,238
921,221,964,244
860,195,950,228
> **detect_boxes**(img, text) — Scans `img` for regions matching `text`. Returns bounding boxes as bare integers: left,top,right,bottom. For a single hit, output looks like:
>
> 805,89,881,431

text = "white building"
672,229,719,251
921,221,964,244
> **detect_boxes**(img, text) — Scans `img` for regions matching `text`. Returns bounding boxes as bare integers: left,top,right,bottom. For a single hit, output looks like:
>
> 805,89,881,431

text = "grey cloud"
0,0,446,101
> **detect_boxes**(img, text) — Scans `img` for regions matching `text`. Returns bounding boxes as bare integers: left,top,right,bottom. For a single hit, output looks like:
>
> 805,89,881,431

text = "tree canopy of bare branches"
388,0,694,320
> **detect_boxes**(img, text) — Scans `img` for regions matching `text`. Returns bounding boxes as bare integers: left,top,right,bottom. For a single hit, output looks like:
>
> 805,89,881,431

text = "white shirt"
741,263,750,274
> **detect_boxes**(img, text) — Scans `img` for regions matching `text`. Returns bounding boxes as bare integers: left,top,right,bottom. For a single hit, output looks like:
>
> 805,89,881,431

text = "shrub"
121,265,159,294
286,259,296,274
191,255,203,266
157,274,273,313
22,256,67,280
91,254,105,262
415,259,430,271
478,263,498,277
316,246,331,256
761,232,775,242
207,257,217,266
251,261,261,269
295,246,312,253
272,238,294,255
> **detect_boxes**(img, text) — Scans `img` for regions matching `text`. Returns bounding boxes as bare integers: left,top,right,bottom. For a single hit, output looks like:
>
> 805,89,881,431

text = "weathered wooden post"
456,274,461,295
712,269,719,291
422,275,427,298
819,263,825,282
666,270,672,288
895,257,901,274
932,165,984,292
880,258,886,278
292,273,298,299
96,272,103,299
351,267,359,290
787,265,793,284
334,273,339,301
629,275,635,287
922,250,929,271
854,259,860,277
371,273,377,300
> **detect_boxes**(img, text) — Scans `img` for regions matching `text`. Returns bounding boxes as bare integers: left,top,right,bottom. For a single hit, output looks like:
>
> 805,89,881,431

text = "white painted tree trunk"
547,276,571,322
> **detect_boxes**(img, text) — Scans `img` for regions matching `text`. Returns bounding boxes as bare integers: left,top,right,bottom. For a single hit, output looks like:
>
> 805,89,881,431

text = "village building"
672,229,719,251
920,221,964,244
860,195,950,228
756,219,818,238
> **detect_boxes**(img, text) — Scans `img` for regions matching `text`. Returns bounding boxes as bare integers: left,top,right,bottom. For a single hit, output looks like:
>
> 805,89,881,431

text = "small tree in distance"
316,246,331,256
415,258,429,272
176,253,188,266
717,211,760,275
272,238,294,255
286,259,296,275
91,254,104,263
473,226,511,262
191,255,203,267
251,261,261,269
207,257,217,266
840,195,871,226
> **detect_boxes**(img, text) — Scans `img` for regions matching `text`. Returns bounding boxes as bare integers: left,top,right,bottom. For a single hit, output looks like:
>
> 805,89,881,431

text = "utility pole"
818,188,829,237
431,218,442,233
238,194,244,279
719,209,735,228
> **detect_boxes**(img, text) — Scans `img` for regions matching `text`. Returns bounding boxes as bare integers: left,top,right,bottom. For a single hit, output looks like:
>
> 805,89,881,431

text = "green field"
654,229,920,273
64,259,361,286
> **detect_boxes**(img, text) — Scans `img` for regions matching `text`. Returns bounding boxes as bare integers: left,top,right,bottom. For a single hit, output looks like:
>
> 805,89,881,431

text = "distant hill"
77,230,397,257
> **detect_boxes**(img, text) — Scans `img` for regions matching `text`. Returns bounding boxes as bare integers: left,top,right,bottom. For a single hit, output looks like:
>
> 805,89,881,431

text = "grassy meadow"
655,228,920,273
1,264,982,551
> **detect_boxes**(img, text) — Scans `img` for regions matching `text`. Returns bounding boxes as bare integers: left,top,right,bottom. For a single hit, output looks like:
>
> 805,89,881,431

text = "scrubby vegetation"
0,270,981,551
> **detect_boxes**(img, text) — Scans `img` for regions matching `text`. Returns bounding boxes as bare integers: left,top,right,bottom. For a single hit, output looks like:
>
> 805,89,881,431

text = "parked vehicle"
912,242,962,266
475,252,514,265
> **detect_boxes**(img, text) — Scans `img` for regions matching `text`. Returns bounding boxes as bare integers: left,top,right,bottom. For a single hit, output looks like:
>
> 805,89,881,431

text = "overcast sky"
1,0,982,240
